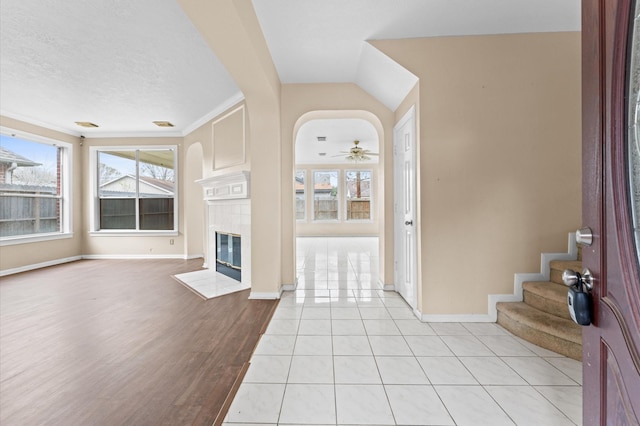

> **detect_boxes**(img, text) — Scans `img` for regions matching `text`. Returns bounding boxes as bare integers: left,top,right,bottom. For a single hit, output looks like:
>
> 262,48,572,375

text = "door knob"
562,268,594,291
576,227,593,246
562,269,580,287
581,268,594,291
404,220,413,226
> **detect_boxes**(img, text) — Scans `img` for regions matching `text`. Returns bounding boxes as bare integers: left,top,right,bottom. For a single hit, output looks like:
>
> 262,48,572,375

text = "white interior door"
393,106,417,310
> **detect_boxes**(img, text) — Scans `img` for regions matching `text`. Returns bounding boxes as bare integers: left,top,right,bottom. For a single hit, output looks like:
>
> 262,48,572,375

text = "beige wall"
2,22,582,317
280,83,395,287
0,116,83,272
374,32,582,315
179,0,284,294
0,100,250,271
82,136,185,257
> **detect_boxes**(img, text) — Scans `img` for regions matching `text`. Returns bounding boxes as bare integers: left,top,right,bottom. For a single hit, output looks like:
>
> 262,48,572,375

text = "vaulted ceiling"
0,0,580,138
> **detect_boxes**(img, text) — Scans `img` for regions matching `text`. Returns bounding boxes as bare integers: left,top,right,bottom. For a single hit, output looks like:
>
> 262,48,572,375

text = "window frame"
344,168,373,222
312,169,340,222
0,127,73,246
295,169,306,222
89,145,178,235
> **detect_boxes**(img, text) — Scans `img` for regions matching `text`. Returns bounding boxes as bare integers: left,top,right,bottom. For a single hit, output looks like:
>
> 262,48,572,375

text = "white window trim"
89,145,178,234
0,127,73,245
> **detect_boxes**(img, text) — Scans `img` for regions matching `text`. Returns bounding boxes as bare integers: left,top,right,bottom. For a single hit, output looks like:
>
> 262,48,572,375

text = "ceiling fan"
334,140,379,161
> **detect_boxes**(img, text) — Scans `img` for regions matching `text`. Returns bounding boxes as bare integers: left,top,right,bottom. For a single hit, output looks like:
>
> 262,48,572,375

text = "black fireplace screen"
216,232,241,281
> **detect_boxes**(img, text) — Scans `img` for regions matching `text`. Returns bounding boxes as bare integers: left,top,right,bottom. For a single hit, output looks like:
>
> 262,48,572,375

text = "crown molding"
182,91,245,136
1,90,245,140
0,110,82,137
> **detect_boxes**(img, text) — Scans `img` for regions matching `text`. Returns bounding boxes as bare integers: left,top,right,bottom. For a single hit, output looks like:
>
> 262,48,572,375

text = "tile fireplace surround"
197,171,252,289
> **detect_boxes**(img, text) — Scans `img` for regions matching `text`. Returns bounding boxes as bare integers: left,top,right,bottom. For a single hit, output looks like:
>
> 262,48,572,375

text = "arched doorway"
291,111,387,292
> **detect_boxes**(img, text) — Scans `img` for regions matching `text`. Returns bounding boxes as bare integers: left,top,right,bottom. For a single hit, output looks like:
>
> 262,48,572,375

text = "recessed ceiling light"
317,136,326,142
153,121,175,127
318,152,326,156
75,121,99,128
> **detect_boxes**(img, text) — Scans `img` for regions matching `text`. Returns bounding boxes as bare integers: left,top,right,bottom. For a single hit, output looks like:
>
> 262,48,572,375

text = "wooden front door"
583,0,640,424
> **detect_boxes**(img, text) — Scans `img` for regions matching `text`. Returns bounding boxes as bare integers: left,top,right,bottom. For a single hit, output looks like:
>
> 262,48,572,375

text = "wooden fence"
0,185,59,237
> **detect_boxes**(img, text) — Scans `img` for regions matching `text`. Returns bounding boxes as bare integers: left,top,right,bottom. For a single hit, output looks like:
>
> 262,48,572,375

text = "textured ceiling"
0,0,580,139
0,0,241,136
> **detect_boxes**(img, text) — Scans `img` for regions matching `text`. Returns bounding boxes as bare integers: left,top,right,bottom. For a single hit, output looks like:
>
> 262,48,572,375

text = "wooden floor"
0,259,278,426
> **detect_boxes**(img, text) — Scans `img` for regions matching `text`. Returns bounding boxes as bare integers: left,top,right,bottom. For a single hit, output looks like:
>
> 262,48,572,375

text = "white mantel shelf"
196,170,250,201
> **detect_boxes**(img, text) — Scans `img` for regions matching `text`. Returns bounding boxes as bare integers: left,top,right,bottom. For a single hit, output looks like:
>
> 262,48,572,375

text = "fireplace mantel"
196,171,250,201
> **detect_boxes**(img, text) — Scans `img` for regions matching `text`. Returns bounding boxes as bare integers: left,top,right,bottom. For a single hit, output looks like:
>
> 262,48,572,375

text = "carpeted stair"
497,259,583,360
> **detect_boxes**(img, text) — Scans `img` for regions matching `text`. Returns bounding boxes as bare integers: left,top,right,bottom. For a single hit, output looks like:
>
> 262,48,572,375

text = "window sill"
0,232,74,247
89,230,179,237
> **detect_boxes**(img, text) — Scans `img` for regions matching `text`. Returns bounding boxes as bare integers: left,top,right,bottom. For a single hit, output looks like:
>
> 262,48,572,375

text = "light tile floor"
223,237,583,426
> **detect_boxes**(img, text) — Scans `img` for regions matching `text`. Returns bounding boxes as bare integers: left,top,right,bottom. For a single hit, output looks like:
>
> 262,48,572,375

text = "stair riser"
549,260,583,285
550,268,565,285
497,311,582,361
523,290,572,321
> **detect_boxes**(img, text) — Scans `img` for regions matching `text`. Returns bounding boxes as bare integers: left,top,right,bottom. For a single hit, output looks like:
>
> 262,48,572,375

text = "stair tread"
496,301,581,344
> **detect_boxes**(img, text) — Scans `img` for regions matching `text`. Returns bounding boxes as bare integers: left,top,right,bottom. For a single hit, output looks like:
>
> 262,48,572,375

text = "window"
92,147,177,232
345,170,372,221
295,170,306,220
0,129,72,243
313,170,339,221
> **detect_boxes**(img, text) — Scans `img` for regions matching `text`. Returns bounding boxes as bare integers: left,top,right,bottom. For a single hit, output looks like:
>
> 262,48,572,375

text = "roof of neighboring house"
140,176,174,192
101,174,174,194
295,181,333,192
0,147,41,167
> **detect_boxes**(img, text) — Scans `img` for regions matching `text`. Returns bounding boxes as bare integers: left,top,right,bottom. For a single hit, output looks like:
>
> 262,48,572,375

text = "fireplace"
216,232,241,281
197,171,251,288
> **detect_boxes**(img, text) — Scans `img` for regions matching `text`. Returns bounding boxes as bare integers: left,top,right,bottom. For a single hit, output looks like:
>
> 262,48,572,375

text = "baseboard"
0,256,83,277
486,232,577,322
420,313,495,323
185,254,204,260
2,253,206,277
82,254,188,260
380,278,395,291
281,279,298,292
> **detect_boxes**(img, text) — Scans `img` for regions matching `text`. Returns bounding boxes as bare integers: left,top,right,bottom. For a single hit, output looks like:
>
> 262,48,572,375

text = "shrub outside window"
0,130,72,242
94,147,176,232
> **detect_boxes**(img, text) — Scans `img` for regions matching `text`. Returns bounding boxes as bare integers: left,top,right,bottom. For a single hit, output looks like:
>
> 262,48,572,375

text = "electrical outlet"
170,239,174,245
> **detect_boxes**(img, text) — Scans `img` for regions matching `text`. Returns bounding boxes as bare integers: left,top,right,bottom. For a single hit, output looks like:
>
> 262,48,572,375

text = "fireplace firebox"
215,232,241,281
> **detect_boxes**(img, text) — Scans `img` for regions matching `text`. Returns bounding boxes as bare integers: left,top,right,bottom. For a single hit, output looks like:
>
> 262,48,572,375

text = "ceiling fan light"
153,121,175,127
75,121,99,128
